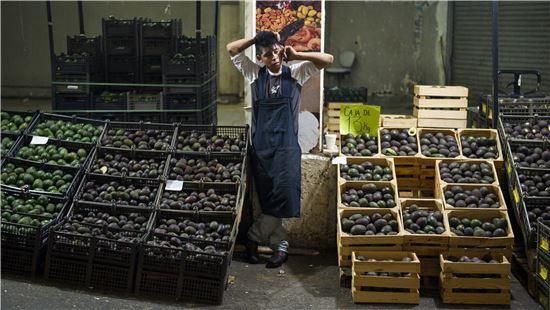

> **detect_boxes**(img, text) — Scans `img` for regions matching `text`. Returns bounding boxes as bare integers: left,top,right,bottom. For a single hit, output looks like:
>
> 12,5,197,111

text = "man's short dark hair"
255,31,281,56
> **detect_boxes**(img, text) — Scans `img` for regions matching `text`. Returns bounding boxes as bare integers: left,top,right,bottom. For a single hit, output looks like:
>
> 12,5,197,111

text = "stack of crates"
102,17,140,85
53,53,93,111
162,35,217,124
139,19,181,84
537,220,550,309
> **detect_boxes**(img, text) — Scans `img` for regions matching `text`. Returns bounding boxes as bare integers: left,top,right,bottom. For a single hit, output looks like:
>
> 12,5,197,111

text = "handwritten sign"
339,104,380,136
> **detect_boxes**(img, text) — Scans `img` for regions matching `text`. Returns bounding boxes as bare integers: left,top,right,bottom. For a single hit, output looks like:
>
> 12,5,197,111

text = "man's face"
257,44,284,72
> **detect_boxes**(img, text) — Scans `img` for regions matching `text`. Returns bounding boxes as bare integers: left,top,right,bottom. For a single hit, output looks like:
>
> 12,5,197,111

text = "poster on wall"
255,0,324,153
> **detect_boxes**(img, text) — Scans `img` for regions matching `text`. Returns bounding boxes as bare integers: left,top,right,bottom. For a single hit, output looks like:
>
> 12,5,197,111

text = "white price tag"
30,136,49,145
67,85,79,90
165,180,184,191
331,156,347,165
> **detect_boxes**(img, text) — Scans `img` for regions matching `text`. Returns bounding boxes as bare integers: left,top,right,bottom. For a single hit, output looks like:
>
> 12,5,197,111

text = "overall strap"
281,66,292,98
257,66,268,100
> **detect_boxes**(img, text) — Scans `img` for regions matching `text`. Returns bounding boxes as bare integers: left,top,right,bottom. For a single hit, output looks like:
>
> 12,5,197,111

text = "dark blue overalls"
250,66,301,218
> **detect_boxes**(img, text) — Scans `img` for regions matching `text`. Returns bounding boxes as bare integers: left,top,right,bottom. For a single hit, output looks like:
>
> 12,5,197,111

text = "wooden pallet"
337,157,396,184
338,209,403,267
400,198,450,254
446,209,514,258
338,181,399,209
380,114,417,128
413,85,468,129
440,183,508,211
352,251,420,304
458,128,504,169
439,253,511,305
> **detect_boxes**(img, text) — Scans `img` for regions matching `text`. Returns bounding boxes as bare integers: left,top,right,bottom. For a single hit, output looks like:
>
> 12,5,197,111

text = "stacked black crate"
52,53,94,111
162,35,217,124
102,18,140,87
139,19,180,85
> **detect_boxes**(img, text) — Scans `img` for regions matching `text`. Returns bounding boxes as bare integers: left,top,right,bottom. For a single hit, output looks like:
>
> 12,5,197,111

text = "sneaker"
245,239,260,264
266,241,289,268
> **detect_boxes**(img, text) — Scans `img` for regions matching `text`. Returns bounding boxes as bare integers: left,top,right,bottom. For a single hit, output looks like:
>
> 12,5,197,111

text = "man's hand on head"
284,46,300,62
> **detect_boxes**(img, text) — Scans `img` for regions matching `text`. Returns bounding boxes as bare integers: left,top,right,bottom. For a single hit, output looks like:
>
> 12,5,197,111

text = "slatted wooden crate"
337,157,396,184
434,159,499,196
457,128,504,169
439,253,511,305
446,209,514,258
337,181,399,210
337,209,403,267
413,85,468,128
380,114,417,128
352,251,420,304
439,184,507,211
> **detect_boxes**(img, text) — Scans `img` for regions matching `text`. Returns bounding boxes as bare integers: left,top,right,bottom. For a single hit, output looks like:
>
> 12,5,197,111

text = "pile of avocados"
80,178,158,208
15,144,88,167
503,120,550,140
341,183,396,208
355,256,413,277
340,160,393,181
1,192,64,227
380,128,418,156
444,185,501,209
174,130,246,152
1,112,33,133
460,135,498,159
402,204,446,235
341,212,399,236
159,188,236,211
90,152,165,178
1,136,15,156
512,144,550,169
517,170,550,197
419,131,459,158
60,211,149,242
168,157,242,183
1,162,74,194
449,215,508,237
439,162,495,184
340,133,378,156
32,118,103,143
102,128,173,150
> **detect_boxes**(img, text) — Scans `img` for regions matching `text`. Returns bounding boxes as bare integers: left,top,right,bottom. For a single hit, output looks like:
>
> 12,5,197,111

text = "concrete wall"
218,1,244,101
1,1,215,98
325,1,449,96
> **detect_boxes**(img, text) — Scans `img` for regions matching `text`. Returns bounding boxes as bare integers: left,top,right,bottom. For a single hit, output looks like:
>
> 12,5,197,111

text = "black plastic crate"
536,275,550,310
157,181,240,213
483,94,550,117
53,93,90,110
0,110,39,134
92,91,128,110
45,202,153,292
11,134,94,168
1,132,20,157
539,219,550,258
1,157,82,197
173,124,248,153
165,151,244,184
27,112,107,144
106,56,139,74
142,39,173,56
75,174,161,209
1,247,46,277
140,19,181,39
87,147,169,179
53,75,90,94
54,54,93,75
505,139,550,172
142,74,162,84
67,35,102,56
102,18,138,38
126,111,163,123
142,56,162,74
324,87,368,104
101,121,177,151
498,115,550,143
537,251,550,288
162,106,216,125
105,38,138,56
128,92,162,110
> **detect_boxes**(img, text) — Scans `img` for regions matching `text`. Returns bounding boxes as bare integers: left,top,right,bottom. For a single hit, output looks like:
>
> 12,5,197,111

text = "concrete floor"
1,252,541,309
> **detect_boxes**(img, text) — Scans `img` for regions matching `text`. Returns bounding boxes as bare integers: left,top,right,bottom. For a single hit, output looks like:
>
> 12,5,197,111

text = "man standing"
227,31,333,268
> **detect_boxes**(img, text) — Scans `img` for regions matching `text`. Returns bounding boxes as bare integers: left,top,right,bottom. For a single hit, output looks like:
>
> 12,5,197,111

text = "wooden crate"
417,128,461,161
446,209,514,257
380,114,417,128
400,198,450,254
337,157,396,183
338,209,403,267
434,159,499,194
338,181,399,210
439,183,507,211
413,85,468,129
439,253,511,305
399,189,435,199
352,251,420,304
457,128,504,169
